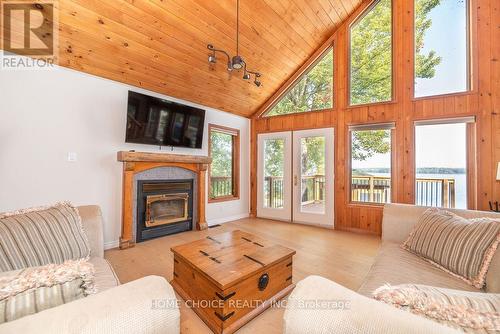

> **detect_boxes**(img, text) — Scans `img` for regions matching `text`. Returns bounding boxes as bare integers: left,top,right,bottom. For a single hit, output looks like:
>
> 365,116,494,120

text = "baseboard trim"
207,213,249,226
104,240,120,250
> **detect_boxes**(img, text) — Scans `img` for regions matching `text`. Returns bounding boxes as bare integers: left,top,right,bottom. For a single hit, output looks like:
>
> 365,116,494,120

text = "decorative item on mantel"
207,0,261,87
116,151,212,249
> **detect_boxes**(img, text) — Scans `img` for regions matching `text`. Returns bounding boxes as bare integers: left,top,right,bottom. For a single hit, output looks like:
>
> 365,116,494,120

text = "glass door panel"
257,132,292,221
299,136,326,214
263,138,285,209
293,128,334,226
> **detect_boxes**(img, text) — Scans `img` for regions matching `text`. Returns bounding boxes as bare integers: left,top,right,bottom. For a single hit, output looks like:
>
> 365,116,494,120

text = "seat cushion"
358,243,478,296
89,257,120,292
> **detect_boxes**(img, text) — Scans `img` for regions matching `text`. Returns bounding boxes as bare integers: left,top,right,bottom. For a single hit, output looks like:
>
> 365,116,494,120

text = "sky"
353,0,469,170
353,123,467,169
414,0,468,97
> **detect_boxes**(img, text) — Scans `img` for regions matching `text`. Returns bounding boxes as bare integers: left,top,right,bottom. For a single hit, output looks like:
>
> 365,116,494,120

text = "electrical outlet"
67,152,77,162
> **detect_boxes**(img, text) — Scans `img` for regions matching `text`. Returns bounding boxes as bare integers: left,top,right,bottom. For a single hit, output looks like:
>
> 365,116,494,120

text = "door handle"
294,175,298,186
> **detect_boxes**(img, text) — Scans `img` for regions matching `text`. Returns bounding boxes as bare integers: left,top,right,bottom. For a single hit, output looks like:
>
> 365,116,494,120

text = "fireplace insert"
137,179,193,242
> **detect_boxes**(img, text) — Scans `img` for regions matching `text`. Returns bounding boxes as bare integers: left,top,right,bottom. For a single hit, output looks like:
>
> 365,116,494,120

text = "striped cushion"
373,284,500,333
402,208,500,289
0,202,91,272
0,259,96,323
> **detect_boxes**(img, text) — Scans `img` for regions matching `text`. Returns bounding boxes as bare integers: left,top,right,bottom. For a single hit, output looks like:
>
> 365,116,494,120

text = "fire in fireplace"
137,179,193,242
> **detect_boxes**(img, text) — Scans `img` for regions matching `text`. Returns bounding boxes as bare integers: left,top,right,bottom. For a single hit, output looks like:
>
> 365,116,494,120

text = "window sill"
208,195,240,204
347,202,387,209
346,99,396,110
411,90,474,102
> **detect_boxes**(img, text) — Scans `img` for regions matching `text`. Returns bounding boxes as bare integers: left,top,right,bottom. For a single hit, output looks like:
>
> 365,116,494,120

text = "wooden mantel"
117,151,212,249
117,151,211,165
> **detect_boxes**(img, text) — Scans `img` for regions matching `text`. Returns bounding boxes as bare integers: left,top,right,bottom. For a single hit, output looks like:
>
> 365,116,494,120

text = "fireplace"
137,179,193,242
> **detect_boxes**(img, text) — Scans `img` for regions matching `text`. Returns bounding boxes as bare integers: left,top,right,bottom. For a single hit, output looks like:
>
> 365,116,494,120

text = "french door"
257,128,334,227
257,132,293,221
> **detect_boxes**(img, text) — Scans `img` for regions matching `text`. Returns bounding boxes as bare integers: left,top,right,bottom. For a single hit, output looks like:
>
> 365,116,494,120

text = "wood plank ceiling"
56,0,362,117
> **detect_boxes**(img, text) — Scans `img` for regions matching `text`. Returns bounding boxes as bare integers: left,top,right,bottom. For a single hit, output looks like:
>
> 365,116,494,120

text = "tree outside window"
209,125,239,201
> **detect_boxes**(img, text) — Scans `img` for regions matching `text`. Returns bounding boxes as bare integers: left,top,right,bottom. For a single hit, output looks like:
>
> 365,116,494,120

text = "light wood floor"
105,218,381,334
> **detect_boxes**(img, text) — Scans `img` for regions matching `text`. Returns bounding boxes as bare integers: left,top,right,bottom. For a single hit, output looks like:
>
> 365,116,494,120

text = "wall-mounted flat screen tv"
126,91,205,148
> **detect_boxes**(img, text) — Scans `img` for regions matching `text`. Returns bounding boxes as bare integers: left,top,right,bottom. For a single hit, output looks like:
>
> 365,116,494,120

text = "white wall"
0,66,250,248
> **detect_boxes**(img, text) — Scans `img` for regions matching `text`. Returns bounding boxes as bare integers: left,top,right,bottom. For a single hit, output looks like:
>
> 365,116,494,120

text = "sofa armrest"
0,276,180,334
77,205,105,258
283,276,460,334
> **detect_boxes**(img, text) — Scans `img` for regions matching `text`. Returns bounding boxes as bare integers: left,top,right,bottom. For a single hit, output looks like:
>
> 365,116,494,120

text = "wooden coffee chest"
170,230,296,334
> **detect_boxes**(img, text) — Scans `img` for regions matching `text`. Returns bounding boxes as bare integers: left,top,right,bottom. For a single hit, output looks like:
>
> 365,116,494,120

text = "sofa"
283,203,500,333
0,205,180,334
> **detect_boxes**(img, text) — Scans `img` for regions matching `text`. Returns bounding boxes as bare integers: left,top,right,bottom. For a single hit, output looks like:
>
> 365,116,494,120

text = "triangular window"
264,48,333,117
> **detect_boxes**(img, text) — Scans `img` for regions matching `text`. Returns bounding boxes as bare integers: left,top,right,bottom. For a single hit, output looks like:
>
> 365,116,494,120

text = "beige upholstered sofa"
283,204,500,333
0,205,180,334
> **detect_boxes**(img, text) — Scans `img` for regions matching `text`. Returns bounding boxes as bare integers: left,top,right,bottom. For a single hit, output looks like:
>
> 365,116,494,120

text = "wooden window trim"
208,124,240,203
412,0,475,100
347,123,395,205
348,0,395,107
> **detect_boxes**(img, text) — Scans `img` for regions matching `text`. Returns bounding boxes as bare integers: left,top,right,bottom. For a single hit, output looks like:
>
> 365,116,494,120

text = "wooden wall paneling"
490,0,500,205
251,0,497,235
476,0,494,210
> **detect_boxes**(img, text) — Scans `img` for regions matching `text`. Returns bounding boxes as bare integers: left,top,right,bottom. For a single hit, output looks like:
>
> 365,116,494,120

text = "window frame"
347,0,395,108
208,124,240,203
412,117,477,210
348,122,395,206
412,0,473,100
262,45,335,118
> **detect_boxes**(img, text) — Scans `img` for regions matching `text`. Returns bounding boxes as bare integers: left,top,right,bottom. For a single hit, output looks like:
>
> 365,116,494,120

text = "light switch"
67,152,77,162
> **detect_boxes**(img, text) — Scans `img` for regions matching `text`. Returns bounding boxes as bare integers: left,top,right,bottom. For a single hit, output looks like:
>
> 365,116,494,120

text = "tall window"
350,124,394,204
265,48,333,117
414,0,469,97
209,125,240,202
415,119,472,209
350,0,392,105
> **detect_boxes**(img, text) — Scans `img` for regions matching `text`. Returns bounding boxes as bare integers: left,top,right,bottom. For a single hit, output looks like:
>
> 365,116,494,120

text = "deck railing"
300,175,325,204
257,175,457,209
264,176,284,208
415,177,456,208
209,176,233,198
351,176,392,203
351,175,456,208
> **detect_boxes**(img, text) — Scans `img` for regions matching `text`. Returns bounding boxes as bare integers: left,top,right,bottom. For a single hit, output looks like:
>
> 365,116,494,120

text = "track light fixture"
206,0,261,87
